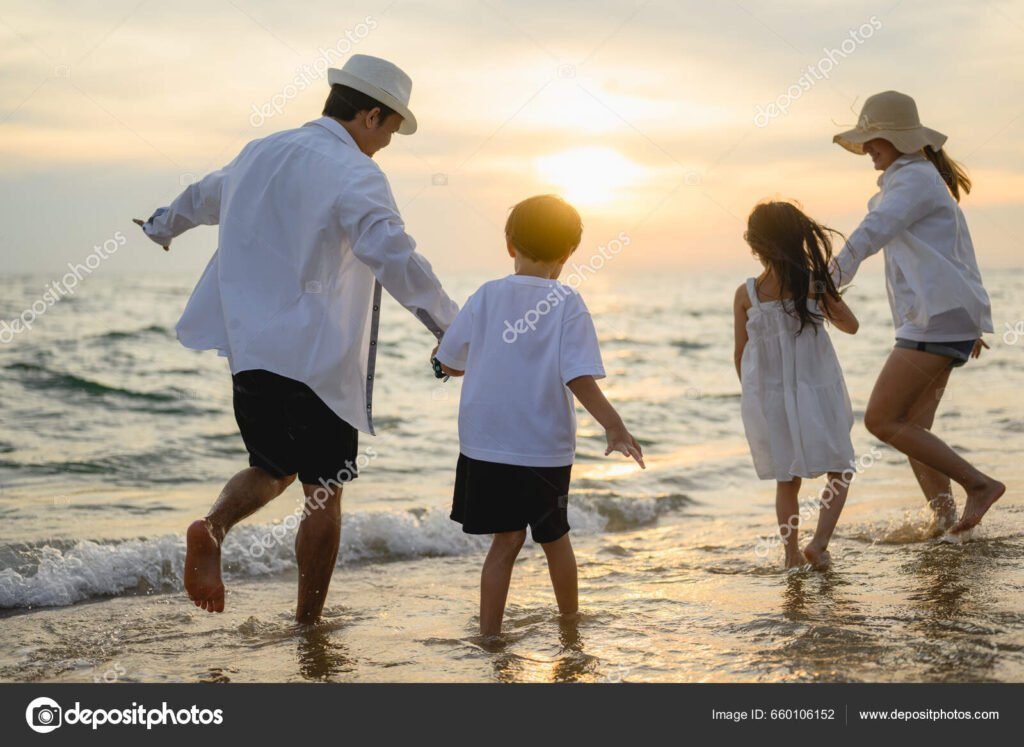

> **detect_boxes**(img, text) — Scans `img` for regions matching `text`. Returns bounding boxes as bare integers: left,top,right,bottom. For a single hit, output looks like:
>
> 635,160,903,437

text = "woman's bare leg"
480,530,527,636
903,365,958,533
541,534,578,618
864,348,1004,533
776,478,803,568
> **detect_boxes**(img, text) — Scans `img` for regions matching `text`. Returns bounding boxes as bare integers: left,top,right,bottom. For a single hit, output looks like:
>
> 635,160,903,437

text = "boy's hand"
605,425,645,468
133,218,169,251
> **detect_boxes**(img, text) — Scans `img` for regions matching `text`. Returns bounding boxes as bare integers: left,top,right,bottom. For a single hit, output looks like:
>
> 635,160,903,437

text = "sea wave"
0,493,692,610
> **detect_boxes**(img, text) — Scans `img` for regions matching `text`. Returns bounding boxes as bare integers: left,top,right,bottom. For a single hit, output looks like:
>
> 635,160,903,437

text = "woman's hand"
971,338,989,359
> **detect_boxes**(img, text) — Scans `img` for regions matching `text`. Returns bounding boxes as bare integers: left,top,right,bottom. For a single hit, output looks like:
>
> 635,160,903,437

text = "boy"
435,194,645,636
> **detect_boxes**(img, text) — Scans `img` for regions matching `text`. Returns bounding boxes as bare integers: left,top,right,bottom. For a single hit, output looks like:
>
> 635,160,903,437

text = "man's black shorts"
232,369,360,485
450,453,571,544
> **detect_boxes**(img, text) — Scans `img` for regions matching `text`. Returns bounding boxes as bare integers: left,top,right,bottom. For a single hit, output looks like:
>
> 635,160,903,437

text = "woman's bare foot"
925,493,958,538
802,543,832,570
951,479,1005,534
185,519,225,612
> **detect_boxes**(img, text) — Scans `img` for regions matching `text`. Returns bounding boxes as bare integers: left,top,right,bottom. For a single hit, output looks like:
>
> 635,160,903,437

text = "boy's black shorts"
232,369,360,485
451,453,571,544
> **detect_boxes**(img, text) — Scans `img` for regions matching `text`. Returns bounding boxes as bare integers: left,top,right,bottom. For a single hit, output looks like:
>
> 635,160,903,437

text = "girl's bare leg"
804,472,848,569
480,530,527,636
541,534,578,618
864,348,1004,533
776,478,803,568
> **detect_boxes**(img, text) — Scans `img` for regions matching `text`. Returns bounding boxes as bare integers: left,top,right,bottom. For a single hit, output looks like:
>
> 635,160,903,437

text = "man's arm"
135,168,229,250
340,168,459,338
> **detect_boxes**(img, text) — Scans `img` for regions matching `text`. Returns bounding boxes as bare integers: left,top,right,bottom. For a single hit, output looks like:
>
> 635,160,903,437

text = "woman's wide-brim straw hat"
327,54,418,135
833,90,946,155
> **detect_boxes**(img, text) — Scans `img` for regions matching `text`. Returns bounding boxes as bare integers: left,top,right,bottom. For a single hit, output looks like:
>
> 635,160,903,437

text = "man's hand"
605,425,645,468
972,338,989,359
133,218,169,251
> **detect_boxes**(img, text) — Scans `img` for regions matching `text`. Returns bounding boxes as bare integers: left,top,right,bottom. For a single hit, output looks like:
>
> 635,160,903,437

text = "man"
134,55,458,624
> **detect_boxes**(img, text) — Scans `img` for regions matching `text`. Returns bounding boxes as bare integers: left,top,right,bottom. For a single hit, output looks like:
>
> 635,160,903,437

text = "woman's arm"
566,376,645,468
733,284,750,379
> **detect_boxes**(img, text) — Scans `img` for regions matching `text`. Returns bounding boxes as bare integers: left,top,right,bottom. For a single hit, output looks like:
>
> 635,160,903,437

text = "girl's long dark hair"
744,201,843,334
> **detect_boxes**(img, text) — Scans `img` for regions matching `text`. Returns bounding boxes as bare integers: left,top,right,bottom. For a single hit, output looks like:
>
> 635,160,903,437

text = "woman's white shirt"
831,154,993,342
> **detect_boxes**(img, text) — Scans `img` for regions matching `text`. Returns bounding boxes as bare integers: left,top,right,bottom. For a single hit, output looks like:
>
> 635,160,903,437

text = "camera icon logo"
25,697,62,733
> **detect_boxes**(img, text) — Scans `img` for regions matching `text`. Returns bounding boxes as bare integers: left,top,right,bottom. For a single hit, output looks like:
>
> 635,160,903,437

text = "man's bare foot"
802,543,832,570
951,479,1005,534
185,519,225,613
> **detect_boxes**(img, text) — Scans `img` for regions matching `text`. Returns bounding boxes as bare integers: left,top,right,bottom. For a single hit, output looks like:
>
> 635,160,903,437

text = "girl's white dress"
740,278,855,481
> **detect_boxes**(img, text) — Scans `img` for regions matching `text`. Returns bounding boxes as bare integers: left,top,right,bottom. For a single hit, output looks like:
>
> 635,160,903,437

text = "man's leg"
480,530,527,636
295,481,343,625
186,467,296,612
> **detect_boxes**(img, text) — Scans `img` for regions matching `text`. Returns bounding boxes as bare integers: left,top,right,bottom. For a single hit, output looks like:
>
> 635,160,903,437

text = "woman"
831,90,1003,535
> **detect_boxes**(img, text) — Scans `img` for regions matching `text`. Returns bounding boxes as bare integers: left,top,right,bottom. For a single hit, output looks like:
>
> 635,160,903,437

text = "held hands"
429,345,463,378
132,218,170,251
605,424,645,469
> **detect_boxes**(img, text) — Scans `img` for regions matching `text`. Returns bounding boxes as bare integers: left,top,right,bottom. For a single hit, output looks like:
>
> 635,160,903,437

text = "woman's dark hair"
923,146,971,203
323,84,397,123
744,201,844,334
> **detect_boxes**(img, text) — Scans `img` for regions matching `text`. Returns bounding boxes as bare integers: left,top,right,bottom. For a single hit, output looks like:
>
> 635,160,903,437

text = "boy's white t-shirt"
436,275,605,467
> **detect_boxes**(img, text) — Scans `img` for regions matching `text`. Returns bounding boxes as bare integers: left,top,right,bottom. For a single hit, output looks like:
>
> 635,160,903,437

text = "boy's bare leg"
541,533,578,618
804,472,848,569
865,349,1004,533
776,478,803,569
480,530,527,636
295,482,343,625
186,467,296,613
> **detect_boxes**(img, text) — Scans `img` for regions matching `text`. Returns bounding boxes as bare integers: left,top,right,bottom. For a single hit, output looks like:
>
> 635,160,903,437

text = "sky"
1,0,1023,279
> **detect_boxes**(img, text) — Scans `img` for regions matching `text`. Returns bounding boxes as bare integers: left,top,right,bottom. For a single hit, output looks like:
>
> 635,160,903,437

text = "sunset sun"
534,146,645,206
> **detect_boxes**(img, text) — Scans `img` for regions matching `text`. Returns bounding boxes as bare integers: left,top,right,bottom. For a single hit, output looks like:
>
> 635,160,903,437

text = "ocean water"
0,268,1022,683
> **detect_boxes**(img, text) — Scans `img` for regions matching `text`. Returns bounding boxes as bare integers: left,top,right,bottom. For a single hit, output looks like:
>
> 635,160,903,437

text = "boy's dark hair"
505,195,583,262
323,84,397,123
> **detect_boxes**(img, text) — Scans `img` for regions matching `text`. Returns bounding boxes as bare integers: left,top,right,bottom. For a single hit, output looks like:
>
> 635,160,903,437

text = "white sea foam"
0,495,684,609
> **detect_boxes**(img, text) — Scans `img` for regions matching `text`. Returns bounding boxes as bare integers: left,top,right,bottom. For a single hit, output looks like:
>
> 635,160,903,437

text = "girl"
734,201,860,569
831,91,1003,535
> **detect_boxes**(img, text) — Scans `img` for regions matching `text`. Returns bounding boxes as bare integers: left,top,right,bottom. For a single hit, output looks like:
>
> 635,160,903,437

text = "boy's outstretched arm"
566,375,644,468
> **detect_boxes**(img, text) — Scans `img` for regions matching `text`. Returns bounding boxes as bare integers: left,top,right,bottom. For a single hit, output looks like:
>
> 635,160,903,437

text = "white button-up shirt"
143,117,459,434
832,153,993,342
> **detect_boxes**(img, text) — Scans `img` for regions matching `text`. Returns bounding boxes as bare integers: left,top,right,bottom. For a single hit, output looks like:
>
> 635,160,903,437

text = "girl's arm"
819,294,859,335
566,376,645,468
733,284,750,379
